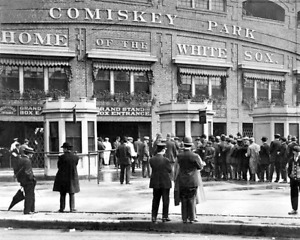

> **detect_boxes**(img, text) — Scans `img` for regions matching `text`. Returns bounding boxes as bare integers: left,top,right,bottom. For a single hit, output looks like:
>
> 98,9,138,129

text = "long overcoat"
53,152,80,193
149,154,172,189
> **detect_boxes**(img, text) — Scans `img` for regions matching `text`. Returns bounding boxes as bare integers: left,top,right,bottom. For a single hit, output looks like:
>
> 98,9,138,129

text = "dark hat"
281,137,287,142
261,137,268,142
144,136,149,140
24,146,35,154
274,134,281,138
292,146,300,152
291,136,297,141
207,141,212,145
166,133,171,138
61,142,72,149
174,137,179,140
183,137,193,146
201,134,207,139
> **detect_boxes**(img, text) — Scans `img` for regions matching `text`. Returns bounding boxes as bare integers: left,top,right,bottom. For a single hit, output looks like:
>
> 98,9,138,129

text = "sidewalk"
0,167,299,238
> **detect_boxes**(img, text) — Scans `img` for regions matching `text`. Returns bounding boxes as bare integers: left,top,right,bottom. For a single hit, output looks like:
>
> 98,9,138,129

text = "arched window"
242,0,285,22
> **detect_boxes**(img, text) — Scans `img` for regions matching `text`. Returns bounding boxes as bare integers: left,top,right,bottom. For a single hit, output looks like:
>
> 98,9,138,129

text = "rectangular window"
211,77,224,98
178,75,192,95
195,0,209,9
289,123,299,141
243,123,253,137
195,76,208,97
191,121,203,142
271,81,282,101
66,122,82,153
243,79,254,100
176,121,185,140
275,123,284,137
49,122,59,153
211,0,225,11
178,0,192,7
257,80,268,100
0,65,19,90
134,72,149,93
94,69,110,92
114,71,130,93
88,121,95,152
49,67,69,92
24,66,44,91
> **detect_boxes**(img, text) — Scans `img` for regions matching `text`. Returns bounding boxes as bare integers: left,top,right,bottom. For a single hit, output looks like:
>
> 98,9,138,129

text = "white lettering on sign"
49,8,177,25
207,21,255,40
96,38,148,51
244,50,276,63
177,44,227,59
98,106,151,117
0,31,68,47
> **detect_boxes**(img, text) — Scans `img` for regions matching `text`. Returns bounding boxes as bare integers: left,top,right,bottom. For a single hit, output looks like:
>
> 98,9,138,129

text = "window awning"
93,62,151,72
179,68,228,77
243,72,285,82
0,58,70,67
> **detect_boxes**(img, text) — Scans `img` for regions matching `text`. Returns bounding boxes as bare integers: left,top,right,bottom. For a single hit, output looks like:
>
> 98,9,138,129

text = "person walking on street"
259,137,270,182
15,146,36,215
288,146,300,215
149,142,172,223
116,137,132,184
141,136,151,178
177,137,203,223
53,142,80,212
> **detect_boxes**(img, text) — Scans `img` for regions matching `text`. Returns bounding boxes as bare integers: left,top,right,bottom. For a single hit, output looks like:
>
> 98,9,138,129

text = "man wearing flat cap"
270,134,282,182
287,146,300,215
149,142,172,223
53,142,80,212
15,146,36,214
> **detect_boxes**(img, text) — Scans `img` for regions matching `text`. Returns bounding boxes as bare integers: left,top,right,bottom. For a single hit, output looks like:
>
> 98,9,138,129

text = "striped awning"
0,58,70,67
243,72,285,82
179,68,228,77
93,62,151,72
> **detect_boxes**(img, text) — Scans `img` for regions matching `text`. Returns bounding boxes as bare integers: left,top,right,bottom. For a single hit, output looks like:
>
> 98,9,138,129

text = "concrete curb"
1,211,300,238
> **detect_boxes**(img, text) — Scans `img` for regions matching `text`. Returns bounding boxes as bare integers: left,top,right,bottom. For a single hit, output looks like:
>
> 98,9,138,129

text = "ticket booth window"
88,121,95,152
49,67,69,92
66,122,82,153
49,122,59,153
24,66,44,91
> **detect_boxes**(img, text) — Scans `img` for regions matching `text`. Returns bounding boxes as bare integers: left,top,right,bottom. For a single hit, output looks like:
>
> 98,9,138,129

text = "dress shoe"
24,211,36,215
70,209,77,212
126,182,132,185
288,210,298,215
58,209,64,213
162,217,171,222
151,217,157,223
183,220,187,224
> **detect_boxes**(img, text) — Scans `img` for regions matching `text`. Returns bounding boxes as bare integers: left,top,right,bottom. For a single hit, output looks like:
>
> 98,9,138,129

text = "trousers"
290,178,300,211
151,188,170,219
23,180,36,214
60,192,75,211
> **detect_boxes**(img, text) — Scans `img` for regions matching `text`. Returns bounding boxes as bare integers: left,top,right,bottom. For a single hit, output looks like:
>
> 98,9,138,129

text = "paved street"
0,166,299,238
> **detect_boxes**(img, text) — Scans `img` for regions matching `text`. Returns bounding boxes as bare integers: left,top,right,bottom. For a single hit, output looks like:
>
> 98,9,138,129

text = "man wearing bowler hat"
16,146,36,214
149,142,172,223
53,142,80,212
288,146,300,215
177,136,203,223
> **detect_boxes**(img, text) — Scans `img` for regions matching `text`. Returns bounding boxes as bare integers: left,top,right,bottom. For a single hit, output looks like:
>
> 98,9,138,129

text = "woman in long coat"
53,142,80,212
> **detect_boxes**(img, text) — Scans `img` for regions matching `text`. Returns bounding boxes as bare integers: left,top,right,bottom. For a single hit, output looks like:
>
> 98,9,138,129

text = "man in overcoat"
270,134,282,182
16,146,36,214
53,142,80,212
288,146,300,215
149,142,172,223
177,137,203,223
116,137,132,184
141,136,150,178
259,137,270,182
165,133,177,180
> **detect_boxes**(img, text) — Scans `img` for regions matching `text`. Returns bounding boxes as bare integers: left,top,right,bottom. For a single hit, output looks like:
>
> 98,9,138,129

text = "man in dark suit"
116,137,132,184
165,133,177,180
259,137,270,182
270,134,282,182
16,146,36,215
288,146,300,215
141,136,150,178
177,137,203,223
149,142,172,223
53,142,80,212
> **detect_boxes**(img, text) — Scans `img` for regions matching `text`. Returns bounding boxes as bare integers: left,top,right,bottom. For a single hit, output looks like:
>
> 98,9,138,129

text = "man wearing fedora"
288,146,300,215
177,136,203,223
149,142,172,223
16,146,36,214
53,142,80,212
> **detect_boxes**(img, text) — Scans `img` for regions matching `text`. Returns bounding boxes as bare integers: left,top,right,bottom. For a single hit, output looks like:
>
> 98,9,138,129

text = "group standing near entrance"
8,132,300,221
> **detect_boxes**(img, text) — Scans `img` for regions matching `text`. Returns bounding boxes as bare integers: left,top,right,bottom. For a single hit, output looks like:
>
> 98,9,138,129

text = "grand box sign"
0,105,42,116
98,106,151,117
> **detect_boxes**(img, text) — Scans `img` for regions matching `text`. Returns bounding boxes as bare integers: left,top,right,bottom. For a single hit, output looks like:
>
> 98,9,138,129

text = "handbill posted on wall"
98,106,151,117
